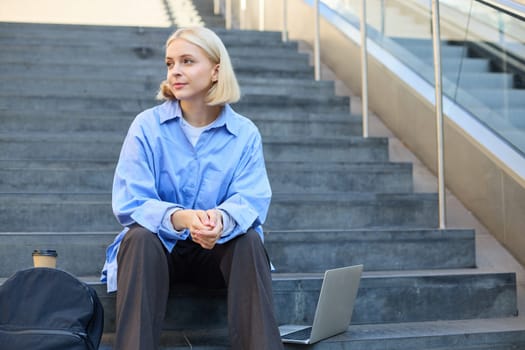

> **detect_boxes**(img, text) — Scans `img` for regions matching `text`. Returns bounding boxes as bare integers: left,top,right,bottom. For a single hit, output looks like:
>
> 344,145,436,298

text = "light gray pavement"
2,0,524,315
0,0,202,27
0,0,170,26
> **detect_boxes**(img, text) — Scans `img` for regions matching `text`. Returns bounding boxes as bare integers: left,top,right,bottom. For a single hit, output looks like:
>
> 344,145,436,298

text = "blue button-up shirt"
101,100,272,292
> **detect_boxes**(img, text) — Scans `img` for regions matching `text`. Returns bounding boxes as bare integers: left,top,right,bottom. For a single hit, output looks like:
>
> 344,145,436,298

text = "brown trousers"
114,225,284,350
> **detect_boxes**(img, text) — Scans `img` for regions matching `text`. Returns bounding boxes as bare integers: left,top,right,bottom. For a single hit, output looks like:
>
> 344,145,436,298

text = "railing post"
314,0,321,81
360,0,369,138
431,0,447,229
214,0,220,15
282,0,289,42
225,0,232,29
259,0,265,31
239,0,246,30
380,0,385,35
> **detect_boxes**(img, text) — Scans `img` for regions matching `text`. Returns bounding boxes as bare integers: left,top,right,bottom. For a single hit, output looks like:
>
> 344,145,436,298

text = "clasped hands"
171,208,223,250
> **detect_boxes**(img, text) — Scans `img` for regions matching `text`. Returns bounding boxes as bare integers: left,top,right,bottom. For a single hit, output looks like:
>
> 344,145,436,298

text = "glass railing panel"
323,0,437,84
322,0,525,155
448,1,525,154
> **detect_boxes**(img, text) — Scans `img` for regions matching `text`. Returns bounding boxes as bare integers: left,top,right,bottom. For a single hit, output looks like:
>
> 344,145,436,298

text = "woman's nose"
170,63,181,75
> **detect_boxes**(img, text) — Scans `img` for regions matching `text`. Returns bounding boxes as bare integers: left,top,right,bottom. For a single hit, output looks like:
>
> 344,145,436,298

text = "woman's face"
165,38,219,103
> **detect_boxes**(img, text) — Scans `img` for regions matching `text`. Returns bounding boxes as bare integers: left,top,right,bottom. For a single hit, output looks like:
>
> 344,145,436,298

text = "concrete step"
0,228,474,277
82,270,517,331
0,94,349,113
266,228,475,272
0,48,311,77
0,75,337,96
7,65,512,99
0,42,309,63
0,113,361,136
0,133,386,162
0,270,517,328
0,103,351,121
268,161,413,192
333,317,525,350
265,192,438,230
0,39,314,76
391,39,469,56
0,108,357,136
192,0,220,12
392,37,520,93
0,109,361,136
392,38,522,92
448,72,514,89
100,330,231,350
97,317,525,349
0,192,437,231
0,22,290,48
392,39,488,63
441,57,491,72
0,59,314,80
201,17,227,28
399,44,467,61
0,77,340,101
190,0,225,28
0,161,411,193
441,74,514,92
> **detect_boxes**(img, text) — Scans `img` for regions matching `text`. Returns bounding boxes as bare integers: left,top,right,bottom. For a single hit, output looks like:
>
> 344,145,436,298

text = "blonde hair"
156,27,240,105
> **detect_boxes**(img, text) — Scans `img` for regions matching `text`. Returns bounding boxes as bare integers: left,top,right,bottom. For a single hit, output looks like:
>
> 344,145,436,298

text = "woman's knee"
123,225,156,245
236,229,264,249
119,225,166,260
231,229,269,265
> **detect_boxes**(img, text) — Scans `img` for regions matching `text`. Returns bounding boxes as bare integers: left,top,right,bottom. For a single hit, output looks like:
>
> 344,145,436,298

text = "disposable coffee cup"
32,249,58,268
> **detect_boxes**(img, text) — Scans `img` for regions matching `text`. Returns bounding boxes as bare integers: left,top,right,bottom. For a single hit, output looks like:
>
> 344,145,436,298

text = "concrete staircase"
1,17,524,350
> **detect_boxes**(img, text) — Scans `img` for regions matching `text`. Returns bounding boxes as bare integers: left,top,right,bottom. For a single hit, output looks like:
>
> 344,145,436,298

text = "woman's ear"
211,64,220,83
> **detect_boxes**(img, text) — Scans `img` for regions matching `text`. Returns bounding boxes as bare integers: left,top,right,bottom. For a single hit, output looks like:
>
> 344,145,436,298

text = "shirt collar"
160,100,239,136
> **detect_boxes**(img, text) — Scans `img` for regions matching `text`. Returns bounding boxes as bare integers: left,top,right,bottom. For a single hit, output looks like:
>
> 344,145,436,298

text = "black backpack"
0,267,104,350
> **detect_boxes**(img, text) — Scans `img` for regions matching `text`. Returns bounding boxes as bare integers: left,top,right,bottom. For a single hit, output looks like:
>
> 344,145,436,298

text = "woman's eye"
183,58,193,64
166,61,174,68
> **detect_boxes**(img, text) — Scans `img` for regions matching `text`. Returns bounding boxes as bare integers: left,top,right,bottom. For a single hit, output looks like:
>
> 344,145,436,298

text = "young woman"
101,27,284,350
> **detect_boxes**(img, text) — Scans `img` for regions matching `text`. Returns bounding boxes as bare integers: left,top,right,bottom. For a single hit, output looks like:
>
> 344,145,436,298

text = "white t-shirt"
180,117,208,147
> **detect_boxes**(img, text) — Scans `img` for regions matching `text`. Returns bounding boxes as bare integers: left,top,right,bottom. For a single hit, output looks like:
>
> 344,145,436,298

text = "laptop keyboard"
281,327,312,341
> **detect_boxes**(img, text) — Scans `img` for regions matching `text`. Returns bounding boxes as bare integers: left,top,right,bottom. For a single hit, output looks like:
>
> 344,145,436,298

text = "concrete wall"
237,0,525,267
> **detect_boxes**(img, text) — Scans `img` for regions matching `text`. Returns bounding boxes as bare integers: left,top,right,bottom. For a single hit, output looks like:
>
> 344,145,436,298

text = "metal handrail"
475,0,525,20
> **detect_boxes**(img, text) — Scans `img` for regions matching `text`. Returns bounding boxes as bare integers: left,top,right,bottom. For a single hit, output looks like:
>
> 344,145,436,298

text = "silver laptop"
279,264,363,344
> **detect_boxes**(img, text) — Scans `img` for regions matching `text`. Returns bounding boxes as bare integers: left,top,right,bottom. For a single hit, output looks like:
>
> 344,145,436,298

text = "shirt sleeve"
216,130,272,243
112,117,188,252
161,208,189,238
219,209,236,237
